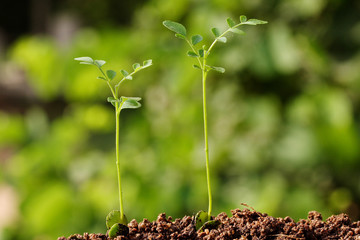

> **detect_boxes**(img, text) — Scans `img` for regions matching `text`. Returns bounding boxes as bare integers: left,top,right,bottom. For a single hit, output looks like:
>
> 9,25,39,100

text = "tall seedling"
74,57,152,237
163,16,267,229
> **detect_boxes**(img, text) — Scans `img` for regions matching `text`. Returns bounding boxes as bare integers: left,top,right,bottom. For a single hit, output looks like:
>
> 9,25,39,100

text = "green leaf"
107,97,121,107
143,59,153,68
230,28,245,35
195,211,209,230
121,97,141,110
243,19,268,25
107,97,116,102
226,18,236,28
187,51,199,58
193,65,202,70
108,223,129,238
198,49,204,57
211,28,221,37
97,76,107,81
191,35,203,45
120,69,129,77
175,33,186,40
163,20,187,36
94,60,106,67
124,97,141,101
207,65,225,73
218,37,227,43
106,70,117,80
240,15,247,23
132,63,141,70
106,210,128,229
74,57,94,64
78,62,94,65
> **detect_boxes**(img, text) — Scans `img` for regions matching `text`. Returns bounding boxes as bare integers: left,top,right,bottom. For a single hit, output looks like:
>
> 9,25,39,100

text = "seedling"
163,16,267,229
74,57,152,236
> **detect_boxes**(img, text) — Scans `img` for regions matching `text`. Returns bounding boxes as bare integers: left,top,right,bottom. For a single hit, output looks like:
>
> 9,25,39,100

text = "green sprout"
163,15,267,228
74,57,152,235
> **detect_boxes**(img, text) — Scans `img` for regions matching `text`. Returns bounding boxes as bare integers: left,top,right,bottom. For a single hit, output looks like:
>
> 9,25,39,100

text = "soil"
58,208,360,240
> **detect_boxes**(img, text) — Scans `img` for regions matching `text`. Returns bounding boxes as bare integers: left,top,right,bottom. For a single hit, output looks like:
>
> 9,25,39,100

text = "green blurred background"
1,0,360,239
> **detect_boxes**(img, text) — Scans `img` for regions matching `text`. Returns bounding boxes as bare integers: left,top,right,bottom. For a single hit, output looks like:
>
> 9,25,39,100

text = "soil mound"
58,208,360,239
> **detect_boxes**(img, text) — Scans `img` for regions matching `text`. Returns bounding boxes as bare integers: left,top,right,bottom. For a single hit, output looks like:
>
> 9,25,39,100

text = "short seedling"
163,16,267,229
74,57,152,237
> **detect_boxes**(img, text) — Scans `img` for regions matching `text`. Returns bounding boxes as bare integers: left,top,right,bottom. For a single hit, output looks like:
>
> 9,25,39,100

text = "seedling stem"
74,57,152,229
202,57,212,219
115,106,125,221
163,16,267,224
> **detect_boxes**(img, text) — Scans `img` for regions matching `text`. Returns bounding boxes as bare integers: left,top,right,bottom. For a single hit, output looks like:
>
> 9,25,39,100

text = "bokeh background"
1,0,360,239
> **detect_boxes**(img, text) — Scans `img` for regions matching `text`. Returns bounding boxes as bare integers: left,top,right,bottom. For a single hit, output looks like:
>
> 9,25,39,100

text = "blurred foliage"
1,0,360,239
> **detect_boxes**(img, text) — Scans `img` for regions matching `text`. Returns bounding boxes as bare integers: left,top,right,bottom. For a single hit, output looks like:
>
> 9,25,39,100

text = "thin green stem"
115,70,140,96
98,67,116,98
202,57,212,220
185,39,203,68
107,81,117,98
99,66,107,79
115,103,125,221
115,77,128,97
207,23,244,56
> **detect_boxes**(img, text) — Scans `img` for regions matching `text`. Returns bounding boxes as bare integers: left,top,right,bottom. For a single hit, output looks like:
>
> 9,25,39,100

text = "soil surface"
58,208,360,239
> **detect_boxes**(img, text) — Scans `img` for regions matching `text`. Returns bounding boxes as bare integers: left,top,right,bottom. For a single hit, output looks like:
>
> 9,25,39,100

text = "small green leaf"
240,15,247,23
218,37,227,43
106,70,117,80
195,211,209,230
107,97,116,102
74,57,94,64
143,59,153,68
94,60,106,67
243,19,268,25
187,51,199,58
175,33,186,40
207,65,225,73
191,35,203,45
107,97,121,107
230,28,245,35
125,97,141,101
193,65,202,70
163,20,187,36
121,97,141,110
108,223,129,238
120,69,129,77
226,18,236,28
106,210,128,229
78,62,94,65
198,49,204,58
97,76,107,81
211,28,221,37
132,63,141,70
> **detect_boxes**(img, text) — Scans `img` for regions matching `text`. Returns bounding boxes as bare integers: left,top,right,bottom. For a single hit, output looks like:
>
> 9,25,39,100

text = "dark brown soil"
58,208,360,240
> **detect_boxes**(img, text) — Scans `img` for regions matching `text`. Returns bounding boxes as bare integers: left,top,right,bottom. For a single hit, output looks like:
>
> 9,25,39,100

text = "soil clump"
58,208,360,239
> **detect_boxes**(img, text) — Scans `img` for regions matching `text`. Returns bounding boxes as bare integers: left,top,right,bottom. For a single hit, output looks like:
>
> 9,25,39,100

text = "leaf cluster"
163,15,267,74
74,57,152,111
74,56,152,82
